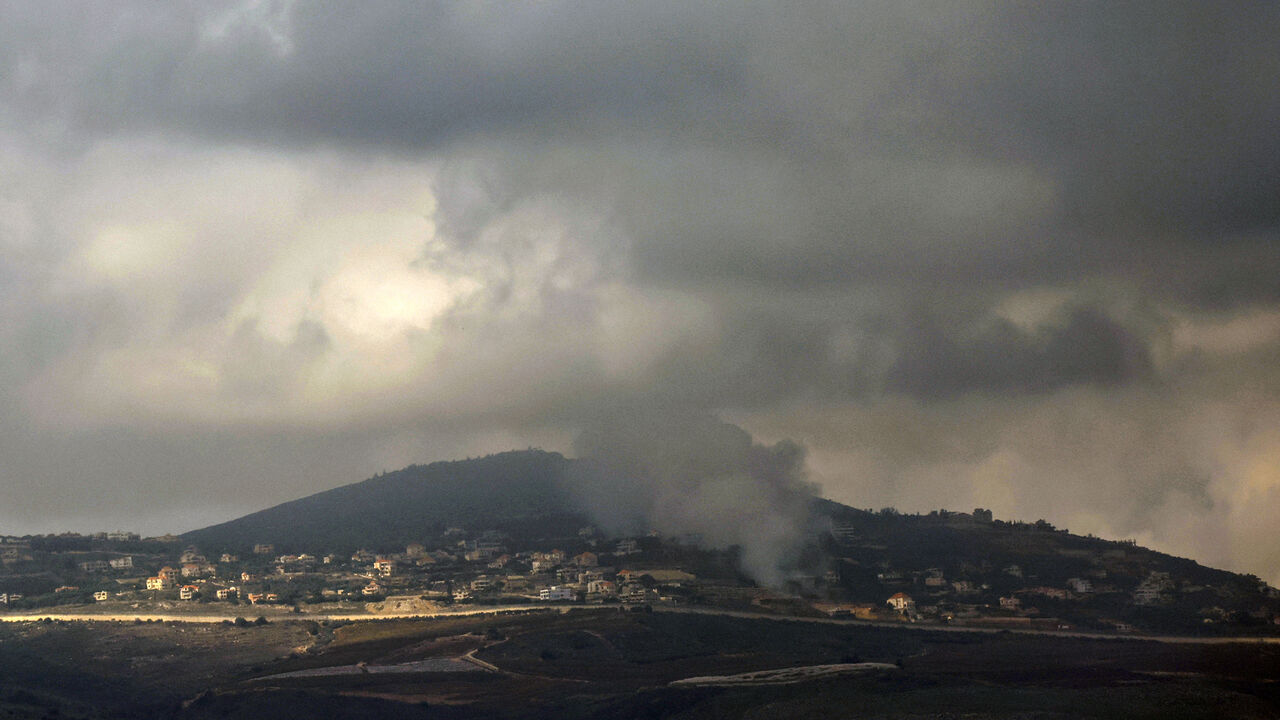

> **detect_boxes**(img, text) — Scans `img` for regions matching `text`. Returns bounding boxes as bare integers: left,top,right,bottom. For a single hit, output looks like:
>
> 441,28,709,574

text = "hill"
179,450,1280,634
810,499,1278,633
182,449,586,553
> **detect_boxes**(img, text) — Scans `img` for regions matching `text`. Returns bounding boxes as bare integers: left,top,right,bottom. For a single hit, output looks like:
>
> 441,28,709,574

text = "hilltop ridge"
182,449,582,553
169,450,1280,635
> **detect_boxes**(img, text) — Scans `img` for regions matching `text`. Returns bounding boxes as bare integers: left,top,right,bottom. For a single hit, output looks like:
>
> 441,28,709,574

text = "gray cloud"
885,307,1155,399
1,2,1279,583
7,3,1277,302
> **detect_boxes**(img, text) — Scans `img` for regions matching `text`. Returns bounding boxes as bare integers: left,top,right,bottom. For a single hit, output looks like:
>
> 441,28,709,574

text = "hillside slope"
179,449,1278,635
182,449,583,553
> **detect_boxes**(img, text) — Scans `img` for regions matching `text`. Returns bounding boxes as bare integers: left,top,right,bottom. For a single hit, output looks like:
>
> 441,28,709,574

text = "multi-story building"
539,585,575,601
146,576,175,591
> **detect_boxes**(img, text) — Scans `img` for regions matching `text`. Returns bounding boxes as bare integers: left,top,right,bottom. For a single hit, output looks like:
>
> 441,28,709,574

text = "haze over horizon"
2,3,1279,584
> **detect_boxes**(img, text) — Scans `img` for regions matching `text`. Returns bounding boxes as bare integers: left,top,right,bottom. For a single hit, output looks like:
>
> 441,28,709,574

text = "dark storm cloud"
6,2,1277,306
2,3,745,147
1144,236,1280,312
4,0,1274,399
885,307,1155,399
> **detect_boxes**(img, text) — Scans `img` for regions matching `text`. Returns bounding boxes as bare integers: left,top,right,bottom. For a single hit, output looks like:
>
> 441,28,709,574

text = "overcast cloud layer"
2,2,1279,582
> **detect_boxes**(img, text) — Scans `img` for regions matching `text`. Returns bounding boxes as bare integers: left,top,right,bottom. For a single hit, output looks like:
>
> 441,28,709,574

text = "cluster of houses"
354,541,670,605
5,523,1278,635
844,566,1278,631
127,548,323,605
872,560,1179,610
58,532,681,609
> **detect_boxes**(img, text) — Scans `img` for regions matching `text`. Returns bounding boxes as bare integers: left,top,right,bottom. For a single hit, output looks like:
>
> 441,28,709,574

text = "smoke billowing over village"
1,1,1279,592
8,7,1280,719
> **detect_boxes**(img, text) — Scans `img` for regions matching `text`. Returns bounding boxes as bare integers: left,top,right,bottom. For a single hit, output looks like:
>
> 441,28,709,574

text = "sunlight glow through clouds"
36,141,484,427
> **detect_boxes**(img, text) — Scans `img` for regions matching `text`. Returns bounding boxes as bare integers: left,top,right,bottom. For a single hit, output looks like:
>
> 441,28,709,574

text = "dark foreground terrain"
2,608,1279,719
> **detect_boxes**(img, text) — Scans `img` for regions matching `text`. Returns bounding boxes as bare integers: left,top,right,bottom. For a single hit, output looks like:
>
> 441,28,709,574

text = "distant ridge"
183,448,1274,627
182,449,583,553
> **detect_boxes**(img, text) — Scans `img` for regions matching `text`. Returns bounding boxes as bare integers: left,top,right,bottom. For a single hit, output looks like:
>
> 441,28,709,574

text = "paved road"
651,605,1280,645
3,604,1279,646
0,605,569,624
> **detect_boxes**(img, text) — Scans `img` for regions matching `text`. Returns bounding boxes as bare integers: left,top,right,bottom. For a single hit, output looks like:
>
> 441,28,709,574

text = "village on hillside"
3,509,1280,636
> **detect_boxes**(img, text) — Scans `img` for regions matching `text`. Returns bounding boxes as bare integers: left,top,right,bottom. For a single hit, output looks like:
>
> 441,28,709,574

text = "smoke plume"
566,410,816,587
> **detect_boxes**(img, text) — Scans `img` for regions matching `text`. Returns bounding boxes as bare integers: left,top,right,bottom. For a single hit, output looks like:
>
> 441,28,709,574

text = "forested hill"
182,449,584,553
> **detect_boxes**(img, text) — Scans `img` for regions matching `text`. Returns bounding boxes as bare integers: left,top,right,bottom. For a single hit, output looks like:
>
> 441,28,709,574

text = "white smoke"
567,410,816,587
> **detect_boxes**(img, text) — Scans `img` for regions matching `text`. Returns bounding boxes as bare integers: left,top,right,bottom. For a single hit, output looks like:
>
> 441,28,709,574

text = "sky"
2,2,1279,582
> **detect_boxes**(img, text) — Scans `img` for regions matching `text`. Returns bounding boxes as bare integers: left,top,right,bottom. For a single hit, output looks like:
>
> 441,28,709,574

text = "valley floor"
2,605,1280,719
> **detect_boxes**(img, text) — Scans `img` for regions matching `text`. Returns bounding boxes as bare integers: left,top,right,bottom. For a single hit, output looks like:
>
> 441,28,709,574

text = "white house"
886,592,914,613
619,584,656,604
1133,586,1164,605
586,579,617,597
539,585,575,601
1133,572,1173,605
1067,578,1093,594
146,576,175,591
